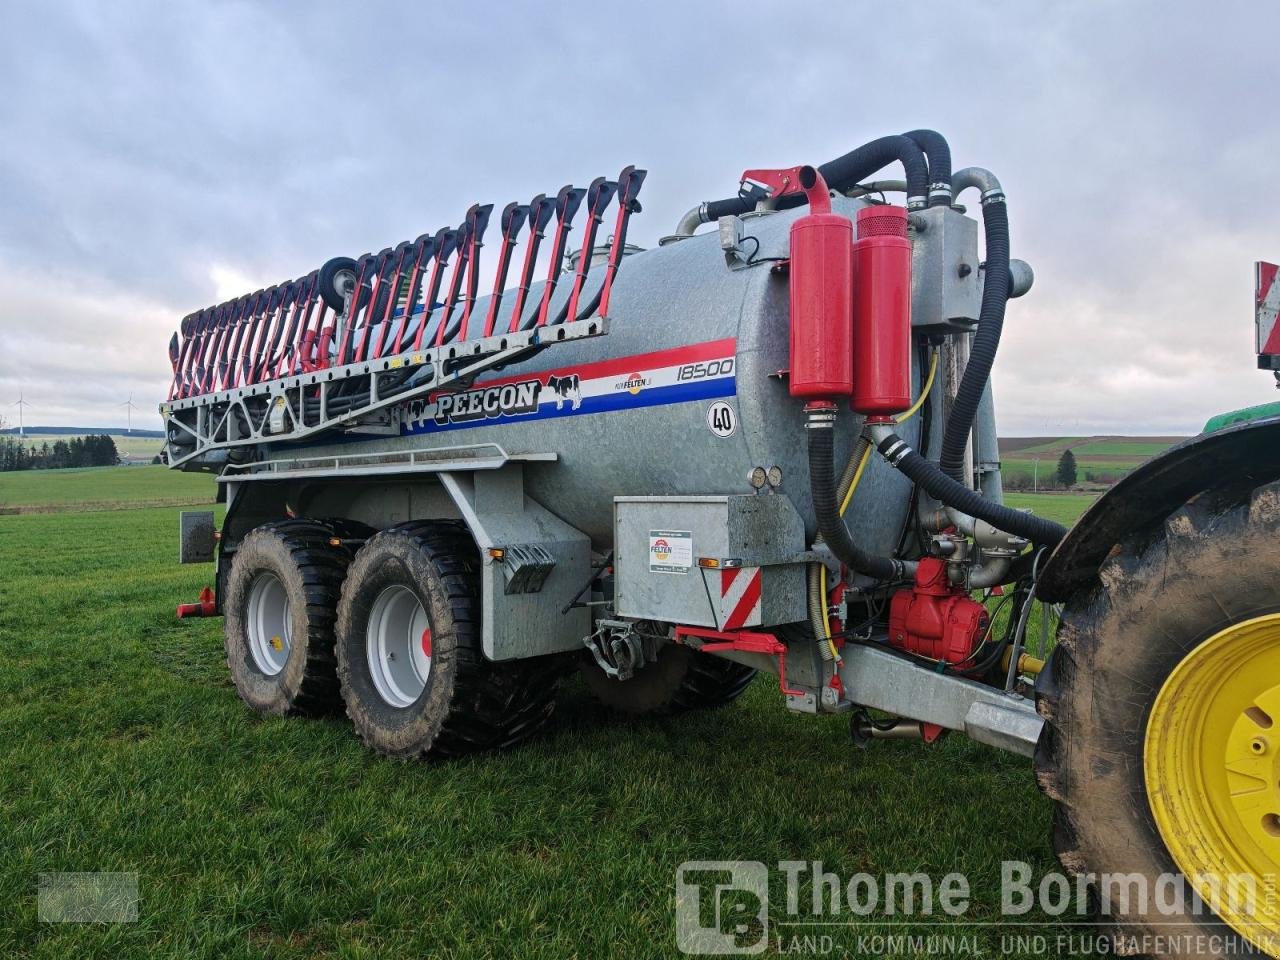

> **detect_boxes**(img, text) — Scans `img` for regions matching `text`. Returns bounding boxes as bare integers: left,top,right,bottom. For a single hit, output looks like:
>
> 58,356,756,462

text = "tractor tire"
1036,479,1280,957
334,520,561,759
581,643,756,716
223,518,359,716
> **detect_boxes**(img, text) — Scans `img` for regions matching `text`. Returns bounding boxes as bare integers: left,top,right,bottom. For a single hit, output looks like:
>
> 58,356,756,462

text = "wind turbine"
120,393,137,434
11,391,29,438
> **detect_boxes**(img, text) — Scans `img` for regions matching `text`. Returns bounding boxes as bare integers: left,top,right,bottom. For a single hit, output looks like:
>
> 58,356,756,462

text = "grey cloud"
0,0,1276,434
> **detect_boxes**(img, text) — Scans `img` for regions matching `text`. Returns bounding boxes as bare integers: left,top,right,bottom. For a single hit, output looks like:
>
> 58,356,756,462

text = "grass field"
0,465,214,513
998,435,1184,489
1004,491,1096,526
0,470,1093,958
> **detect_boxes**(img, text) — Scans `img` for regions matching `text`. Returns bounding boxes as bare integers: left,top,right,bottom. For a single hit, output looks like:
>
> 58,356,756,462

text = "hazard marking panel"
720,567,763,629
1258,261,1280,365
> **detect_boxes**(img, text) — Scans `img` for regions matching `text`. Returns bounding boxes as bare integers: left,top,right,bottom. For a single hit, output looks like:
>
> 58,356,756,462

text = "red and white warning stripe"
720,567,762,629
1258,261,1280,358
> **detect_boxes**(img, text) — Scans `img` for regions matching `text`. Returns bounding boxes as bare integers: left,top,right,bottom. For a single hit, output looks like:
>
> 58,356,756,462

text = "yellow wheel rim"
1145,612,1280,948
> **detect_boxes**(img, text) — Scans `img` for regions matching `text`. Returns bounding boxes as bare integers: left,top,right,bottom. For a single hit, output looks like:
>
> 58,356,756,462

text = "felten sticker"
649,530,693,574
706,400,736,438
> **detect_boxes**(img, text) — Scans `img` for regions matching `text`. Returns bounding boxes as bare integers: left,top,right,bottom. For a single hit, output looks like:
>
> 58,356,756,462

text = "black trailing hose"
937,194,1010,482
703,134,931,222
902,129,952,207
874,430,1067,547
807,409,906,580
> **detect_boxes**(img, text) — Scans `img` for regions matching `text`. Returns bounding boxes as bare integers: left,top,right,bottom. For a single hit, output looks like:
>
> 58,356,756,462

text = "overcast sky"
0,0,1275,436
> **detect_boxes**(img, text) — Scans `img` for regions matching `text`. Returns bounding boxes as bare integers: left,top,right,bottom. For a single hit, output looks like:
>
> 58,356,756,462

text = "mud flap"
437,466,590,660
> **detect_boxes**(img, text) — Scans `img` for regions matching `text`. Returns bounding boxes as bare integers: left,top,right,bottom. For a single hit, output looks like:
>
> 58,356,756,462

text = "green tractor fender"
1036,412,1280,602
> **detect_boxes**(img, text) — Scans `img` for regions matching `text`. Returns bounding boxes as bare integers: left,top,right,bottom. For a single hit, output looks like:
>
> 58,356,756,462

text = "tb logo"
675,860,768,955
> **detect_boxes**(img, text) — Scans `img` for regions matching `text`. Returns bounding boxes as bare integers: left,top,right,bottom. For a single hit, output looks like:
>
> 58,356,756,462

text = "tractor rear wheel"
1036,478,1280,957
223,519,360,716
334,520,562,758
581,644,756,715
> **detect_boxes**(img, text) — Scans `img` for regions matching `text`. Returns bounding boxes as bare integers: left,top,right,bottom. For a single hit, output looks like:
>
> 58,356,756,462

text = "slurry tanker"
163,132,1280,957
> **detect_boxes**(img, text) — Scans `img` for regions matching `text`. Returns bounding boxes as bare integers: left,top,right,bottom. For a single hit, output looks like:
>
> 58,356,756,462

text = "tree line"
0,435,119,471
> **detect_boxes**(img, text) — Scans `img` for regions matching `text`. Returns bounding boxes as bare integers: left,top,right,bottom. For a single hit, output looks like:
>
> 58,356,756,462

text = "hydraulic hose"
871,427,1067,547
902,130,952,207
697,134,932,226
807,406,907,581
837,350,936,516
838,437,873,517
937,173,1010,482
807,563,832,657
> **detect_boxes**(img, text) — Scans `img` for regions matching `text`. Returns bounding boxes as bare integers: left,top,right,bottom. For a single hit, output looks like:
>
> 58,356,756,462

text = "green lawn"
1067,440,1173,458
0,465,214,513
1005,491,1097,527
0,477,1093,958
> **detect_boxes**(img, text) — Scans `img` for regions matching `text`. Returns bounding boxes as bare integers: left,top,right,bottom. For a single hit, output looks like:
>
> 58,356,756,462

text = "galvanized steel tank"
289,196,926,551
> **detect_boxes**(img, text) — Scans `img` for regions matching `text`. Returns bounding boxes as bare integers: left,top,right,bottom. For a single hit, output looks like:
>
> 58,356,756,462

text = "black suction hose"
817,135,929,207
902,130,952,207
703,134,931,222
937,195,1010,482
875,430,1067,546
807,411,906,581
704,194,756,222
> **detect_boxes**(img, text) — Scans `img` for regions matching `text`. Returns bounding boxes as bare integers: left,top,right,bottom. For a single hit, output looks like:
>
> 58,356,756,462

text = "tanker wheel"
580,643,756,716
223,518,362,716
334,520,562,759
317,256,358,313
1036,478,1280,957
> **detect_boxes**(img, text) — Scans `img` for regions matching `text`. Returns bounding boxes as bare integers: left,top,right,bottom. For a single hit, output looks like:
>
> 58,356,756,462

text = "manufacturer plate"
649,530,693,574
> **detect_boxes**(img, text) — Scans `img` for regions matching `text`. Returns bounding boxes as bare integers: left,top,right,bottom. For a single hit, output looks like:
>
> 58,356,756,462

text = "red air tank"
852,204,912,416
741,165,853,399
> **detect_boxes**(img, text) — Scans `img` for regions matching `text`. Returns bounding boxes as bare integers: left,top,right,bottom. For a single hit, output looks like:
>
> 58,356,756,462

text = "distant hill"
0,425,164,438
998,436,1188,490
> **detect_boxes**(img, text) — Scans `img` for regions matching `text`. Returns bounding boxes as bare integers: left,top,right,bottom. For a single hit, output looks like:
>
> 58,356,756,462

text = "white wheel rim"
246,572,291,676
366,584,432,708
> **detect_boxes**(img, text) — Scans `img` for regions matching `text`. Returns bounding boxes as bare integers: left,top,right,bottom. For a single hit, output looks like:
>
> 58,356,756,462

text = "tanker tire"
224,518,360,716
581,644,756,715
335,520,561,759
1034,478,1280,958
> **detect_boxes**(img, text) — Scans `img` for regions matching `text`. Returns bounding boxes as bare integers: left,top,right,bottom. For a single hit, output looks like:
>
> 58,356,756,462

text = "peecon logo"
651,538,672,562
615,372,650,395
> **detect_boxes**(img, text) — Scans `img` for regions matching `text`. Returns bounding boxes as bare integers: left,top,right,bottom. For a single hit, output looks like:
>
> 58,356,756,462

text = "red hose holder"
740,165,853,400
176,586,217,619
887,558,988,664
674,625,804,697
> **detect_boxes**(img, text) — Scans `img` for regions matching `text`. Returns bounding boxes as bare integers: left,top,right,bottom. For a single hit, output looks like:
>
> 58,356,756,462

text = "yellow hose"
818,562,840,662
838,350,938,518
838,442,873,517
896,349,939,425
822,350,939,662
